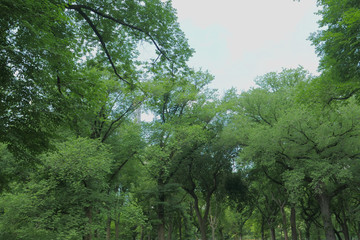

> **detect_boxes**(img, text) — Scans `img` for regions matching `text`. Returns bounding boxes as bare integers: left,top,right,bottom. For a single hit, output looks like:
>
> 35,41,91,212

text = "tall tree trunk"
106,217,111,240
83,206,93,240
317,226,321,240
193,197,208,240
158,220,165,240
179,217,182,240
199,219,208,240
318,192,336,240
209,214,217,240
280,205,289,240
157,179,166,240
261,217,266,240
141,225,145,240
219,227,224,240
188,190,210,240
305,222,311,240
270,227,276,240
334,229,342,240
341,209,350,240
342,222,350,240
167,219,173,240
290,207,298,240
115,218,120,240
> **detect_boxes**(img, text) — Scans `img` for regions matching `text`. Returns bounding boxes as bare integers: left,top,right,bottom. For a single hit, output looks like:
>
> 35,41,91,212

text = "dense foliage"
0,0,359,240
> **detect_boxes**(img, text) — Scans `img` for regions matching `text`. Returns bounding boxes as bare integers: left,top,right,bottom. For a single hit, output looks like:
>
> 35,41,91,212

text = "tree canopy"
0,0,360,240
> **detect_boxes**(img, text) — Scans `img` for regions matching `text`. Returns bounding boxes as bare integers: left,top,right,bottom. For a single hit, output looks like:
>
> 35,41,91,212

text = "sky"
170,0,321,94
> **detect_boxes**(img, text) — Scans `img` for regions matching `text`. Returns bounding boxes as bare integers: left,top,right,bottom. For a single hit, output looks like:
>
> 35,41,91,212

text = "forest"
0,0,359,239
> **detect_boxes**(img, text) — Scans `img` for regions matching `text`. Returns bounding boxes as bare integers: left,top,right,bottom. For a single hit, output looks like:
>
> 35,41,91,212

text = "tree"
223,171,254,240
0,0,193,157
232,67,360,240
310,0,360,83
242,93,360,240
175,95,239,240
0,143,17,194
140,69,214,240
228,67,312,240
0,137,113,239
308,0,360,104
0,1,195,237
103,121,145,240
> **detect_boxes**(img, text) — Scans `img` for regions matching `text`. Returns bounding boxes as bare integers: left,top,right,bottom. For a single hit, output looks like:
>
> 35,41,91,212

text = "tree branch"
66,4,170,61
263,167,284,186
330,184,348,198
101,100,143,142
108,151,137,184
327,88,360,104
69,7,132,86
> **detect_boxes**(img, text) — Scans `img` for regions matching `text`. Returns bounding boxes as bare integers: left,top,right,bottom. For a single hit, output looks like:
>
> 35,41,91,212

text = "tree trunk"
211,226,215,240
193,199,208,240
158,222,166,240
179,219,182,240
261,217,265,240
157,179,166,240
342,222,350,240
318,192,336,240
141,225,145,240
83,206,93,240
219,227,224,240
280,205,289,240
341,209,350,240
270,227,276,240
167,219,173,240
190,192,210,240
334,229,342,240
305,222,311,240
290,207,298,240
195,212,207,240
209,214,217,240
106,217,111,240
115,219,120,240
317,227,321,240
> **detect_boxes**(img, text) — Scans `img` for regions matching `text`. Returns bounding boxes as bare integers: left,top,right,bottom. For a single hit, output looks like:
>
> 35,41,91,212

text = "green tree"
0,0,193,157
0,143,17,193
0,1,195,237
232,67,360,240
308,0,360,105
241,90,360,240
228,67,312,240
141,69,213,240
310,0,360,83
0,137,112,239
274,99,360,240
104,121,145,239
175,94,240,240
222,171,254,240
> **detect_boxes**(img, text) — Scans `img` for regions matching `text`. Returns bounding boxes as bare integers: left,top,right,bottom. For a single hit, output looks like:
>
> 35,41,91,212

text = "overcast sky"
170,0,321,93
